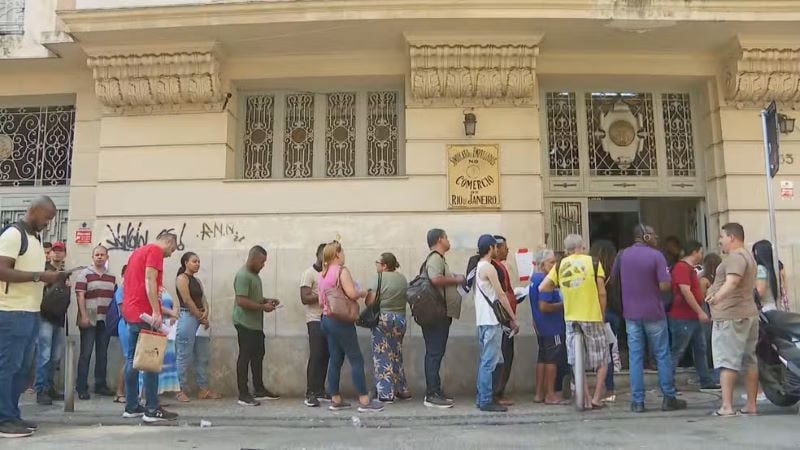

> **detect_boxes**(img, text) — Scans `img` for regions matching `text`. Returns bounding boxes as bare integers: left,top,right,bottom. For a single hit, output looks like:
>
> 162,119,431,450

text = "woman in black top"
174,252,221,402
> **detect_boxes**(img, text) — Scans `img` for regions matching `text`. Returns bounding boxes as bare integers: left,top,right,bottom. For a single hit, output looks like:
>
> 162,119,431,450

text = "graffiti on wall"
197,222,246,243
105,222,187,252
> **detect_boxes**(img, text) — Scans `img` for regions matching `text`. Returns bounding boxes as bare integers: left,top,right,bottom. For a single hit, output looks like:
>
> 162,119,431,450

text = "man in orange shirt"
492,235,518,406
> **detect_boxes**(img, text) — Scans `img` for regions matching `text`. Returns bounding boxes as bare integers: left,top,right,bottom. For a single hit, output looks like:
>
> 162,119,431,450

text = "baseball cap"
51,241,66,252
477,234,497,252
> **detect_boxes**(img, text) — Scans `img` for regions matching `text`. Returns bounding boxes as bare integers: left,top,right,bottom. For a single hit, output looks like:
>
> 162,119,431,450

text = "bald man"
0,196,64,438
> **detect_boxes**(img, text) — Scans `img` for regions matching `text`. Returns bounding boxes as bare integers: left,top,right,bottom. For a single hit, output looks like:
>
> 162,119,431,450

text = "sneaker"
662,396,688,411
0,421,33,438
237,395,261,407
358,400,384,413
315,393,332,402
479,403,508,413
122,405,146,418
329,401,351,411
437,391,454,402
699,383,722,392
424,394,454,409
142,407,178,423
95,386,115,397
304,395,320,407
36,392,53,406
77,391,91,400
47,388,64,401
15,419,37,431
631,402,646,413
253,389,280,401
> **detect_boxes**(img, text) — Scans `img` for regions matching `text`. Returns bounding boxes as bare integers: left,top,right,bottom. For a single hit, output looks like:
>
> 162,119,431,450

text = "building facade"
1,0,799,395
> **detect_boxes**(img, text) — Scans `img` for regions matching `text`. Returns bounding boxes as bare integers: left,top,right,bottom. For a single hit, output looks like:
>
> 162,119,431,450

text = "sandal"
545,398,571,406
198,389,222,400
113,395,125,404
175,392,191,403
737,409,758,416
590,402,606,410
712,409,738,418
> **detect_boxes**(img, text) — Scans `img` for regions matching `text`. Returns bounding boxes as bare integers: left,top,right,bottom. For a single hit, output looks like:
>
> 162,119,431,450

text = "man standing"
474,235,519,413
75,245,117,399
34,242,70,405
122,233,178,423
706,223,759,417
668,240,719,391
0,196,63,438
422,229,464,409
234,246,281,407
300,243,329,407
540,234,608,410
491,235,517,406
611,224,686,413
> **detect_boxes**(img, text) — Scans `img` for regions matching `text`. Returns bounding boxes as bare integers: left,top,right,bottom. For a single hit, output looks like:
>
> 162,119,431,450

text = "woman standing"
113,265,128,404
175,252,221,402
367,253,411,403
139,288,181,396
753,240,780,311
319,241,383,413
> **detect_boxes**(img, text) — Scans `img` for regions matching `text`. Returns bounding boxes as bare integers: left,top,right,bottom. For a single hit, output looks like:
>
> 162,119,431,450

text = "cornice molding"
86,47,224,115
722,46,800,109
408,40,539,107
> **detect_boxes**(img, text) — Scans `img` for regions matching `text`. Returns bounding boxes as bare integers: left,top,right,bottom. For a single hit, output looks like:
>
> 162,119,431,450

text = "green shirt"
369,271,408,314
233,266,264,331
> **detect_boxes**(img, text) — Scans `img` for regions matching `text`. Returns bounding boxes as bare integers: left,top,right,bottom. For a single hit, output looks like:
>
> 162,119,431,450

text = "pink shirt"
318,265,341,316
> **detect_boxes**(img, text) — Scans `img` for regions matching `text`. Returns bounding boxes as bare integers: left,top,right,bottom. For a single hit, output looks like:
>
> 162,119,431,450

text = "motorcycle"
757,309,800,407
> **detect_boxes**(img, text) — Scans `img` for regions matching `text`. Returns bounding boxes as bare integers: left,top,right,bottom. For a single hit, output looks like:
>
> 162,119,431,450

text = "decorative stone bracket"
723,47,800,109
87,49,224,115
409,41,539,107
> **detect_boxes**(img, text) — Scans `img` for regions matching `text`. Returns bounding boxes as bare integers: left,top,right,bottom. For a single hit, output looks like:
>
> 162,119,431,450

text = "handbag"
132,329,167,373
325,266,360,323
356,273,383,329
476,283,511,327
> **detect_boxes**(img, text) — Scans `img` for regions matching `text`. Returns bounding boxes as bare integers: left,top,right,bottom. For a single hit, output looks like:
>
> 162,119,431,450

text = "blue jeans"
477,325,503,408
125,322,159,412
77,320,110,393
321,315,367,396
34,320,65,394
669,318,714,386
176,310,210,391
626,318,676,404
0,311,39,424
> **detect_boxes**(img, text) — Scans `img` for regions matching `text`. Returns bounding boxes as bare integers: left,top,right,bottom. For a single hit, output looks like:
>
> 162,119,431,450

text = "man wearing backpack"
421,229,464,409
34,242,70,406
0,196,65,438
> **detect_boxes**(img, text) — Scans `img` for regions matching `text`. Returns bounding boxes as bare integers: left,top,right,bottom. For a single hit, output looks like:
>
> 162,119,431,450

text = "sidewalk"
21,388,729,429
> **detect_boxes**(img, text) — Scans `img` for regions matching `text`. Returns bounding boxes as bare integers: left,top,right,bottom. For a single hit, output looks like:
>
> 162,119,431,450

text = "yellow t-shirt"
545,254,604,322
0,226,46,312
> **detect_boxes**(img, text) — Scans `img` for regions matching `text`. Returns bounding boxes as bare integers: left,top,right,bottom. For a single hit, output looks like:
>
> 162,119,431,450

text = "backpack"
40,272,70,323
105,289,121,337
406,251,448,327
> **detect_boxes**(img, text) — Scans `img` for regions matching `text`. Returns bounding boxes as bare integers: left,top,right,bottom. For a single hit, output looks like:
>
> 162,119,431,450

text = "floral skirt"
371,312,409,400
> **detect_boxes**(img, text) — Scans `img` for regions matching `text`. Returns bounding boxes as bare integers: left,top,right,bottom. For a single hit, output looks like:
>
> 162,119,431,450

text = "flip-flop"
113,395,125,404
712,410,738,418
737,409,758,417
532,398,544,404
545,399,571,406
590,402,606,410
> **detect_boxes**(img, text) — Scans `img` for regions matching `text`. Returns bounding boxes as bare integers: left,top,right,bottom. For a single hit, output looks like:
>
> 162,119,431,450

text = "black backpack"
41,269,70,322
406,251,448,327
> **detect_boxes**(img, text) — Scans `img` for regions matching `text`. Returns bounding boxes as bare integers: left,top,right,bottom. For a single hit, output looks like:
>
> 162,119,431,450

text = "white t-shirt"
474,260,499,326
0,226,46,312
300,266,322,322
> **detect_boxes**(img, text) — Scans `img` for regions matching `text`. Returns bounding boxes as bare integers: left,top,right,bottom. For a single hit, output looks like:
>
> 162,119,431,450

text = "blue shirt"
529,272,566,337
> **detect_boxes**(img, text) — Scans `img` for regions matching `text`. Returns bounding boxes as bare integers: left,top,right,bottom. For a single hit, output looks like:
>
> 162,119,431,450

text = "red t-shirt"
122,244,164,324
493,260,517,313
668,261,703,320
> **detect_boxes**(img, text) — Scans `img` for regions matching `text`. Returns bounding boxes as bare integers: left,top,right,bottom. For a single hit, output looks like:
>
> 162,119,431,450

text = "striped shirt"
75,267,116,325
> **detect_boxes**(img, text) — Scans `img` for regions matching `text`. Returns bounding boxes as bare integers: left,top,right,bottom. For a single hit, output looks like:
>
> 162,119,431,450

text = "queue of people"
0,195,793,438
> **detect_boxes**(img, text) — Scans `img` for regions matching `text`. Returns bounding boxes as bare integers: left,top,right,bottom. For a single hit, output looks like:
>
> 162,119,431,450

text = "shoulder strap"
0,222,28,256
419,251,439,277
373,272,383,311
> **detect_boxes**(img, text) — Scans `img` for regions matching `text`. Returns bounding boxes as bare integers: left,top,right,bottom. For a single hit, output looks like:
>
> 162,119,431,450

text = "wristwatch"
32,272,41,282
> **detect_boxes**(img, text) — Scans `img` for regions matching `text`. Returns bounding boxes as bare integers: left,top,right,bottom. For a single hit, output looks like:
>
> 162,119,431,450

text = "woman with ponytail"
319,241,384,413
174,252,221,402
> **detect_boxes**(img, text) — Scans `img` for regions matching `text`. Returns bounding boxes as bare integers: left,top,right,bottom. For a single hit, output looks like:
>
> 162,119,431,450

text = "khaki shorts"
712,316,758,372
566,321,609,369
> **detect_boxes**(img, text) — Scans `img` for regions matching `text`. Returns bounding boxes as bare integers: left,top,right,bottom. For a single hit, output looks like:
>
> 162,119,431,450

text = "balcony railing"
0,0,24,35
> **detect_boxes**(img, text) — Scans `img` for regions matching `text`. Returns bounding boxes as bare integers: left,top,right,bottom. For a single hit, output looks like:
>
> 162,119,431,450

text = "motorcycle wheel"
759,363,800,407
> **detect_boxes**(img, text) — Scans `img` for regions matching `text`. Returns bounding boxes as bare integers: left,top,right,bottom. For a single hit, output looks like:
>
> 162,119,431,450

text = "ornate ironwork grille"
586,93,657,177
0,0,24,35
0,106,75,187
0,209,68,243
550,202,582,252
662,93,695,177
546,92,580,176
242,90,402,179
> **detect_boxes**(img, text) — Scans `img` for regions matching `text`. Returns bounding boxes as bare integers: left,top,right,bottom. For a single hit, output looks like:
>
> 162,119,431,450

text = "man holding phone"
233,246,281,407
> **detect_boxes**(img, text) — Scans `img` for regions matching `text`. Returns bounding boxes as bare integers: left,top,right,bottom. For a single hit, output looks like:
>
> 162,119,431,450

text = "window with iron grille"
0,105,75,187
0,0,25,35
0,209,69,243
241,90,403,179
